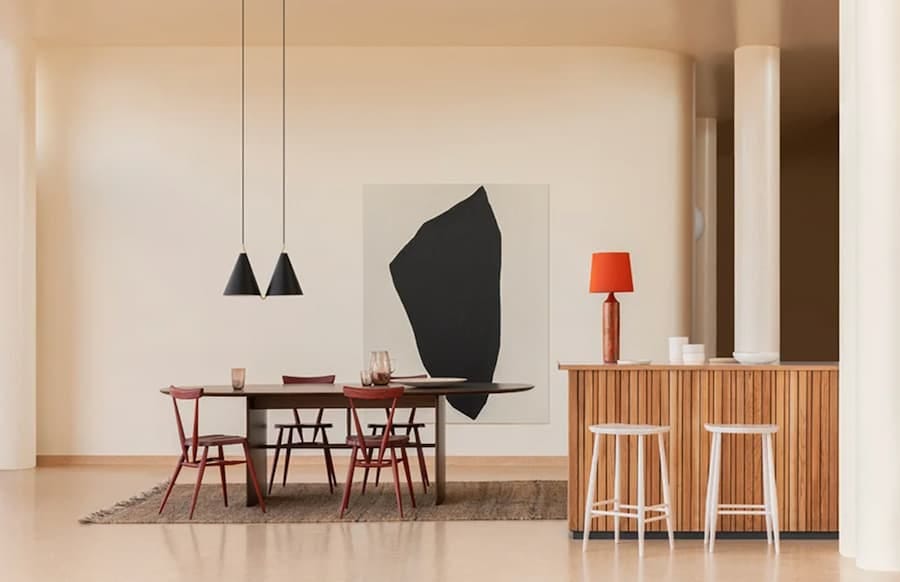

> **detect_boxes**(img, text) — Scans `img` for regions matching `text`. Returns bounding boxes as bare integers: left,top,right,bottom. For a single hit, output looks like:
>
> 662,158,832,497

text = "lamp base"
602,293,620,364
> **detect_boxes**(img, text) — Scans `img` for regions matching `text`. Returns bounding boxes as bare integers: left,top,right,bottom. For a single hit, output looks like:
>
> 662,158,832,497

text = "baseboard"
572,531,839,540
36,454,567,468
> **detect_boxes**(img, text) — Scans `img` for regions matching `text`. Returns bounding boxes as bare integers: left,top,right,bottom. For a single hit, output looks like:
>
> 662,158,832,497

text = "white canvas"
363,184,549,424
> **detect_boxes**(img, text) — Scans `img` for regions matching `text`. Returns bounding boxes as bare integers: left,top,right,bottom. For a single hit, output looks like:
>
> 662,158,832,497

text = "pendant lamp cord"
281,0,287,249
241,0,246,250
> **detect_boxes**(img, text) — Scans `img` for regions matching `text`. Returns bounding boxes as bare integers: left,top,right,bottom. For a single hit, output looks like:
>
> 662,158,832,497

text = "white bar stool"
703,423,780,553
582,424,674,556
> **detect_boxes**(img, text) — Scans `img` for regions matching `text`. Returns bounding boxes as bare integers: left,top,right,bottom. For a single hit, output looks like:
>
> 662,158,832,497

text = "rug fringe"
79,480,170,524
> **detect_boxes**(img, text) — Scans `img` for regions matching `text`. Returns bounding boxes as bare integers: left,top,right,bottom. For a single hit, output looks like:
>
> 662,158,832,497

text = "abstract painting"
363,184,549,423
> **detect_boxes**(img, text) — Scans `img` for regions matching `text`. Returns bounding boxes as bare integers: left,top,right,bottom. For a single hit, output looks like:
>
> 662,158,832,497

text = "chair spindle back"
169,386,204,463
343,386,405,458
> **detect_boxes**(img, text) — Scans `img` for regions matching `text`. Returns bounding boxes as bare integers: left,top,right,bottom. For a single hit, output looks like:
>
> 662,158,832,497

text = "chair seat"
185,434,246,446
274,422,334,429
368,422,426,430
588,423,670,436
704,423,778,434
346,434,410,447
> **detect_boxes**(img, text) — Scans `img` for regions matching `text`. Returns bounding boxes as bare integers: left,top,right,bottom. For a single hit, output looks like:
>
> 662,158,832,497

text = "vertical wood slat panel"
699,370,709,532
811,372,821,532
775,371,786,532
736,372,746,532
800,372,810,531
568,370,580,531
603,371,614,532
566,366,838,534
583,370,594,532
829,371,839,531
649,370,659,531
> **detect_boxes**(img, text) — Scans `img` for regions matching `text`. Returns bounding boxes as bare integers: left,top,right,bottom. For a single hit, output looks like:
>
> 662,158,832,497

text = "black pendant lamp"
224,0,262,296
266,0,303,296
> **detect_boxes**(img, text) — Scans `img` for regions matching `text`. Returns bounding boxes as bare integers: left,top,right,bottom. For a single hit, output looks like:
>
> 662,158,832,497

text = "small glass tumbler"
231,368,246,390
360,369,373,386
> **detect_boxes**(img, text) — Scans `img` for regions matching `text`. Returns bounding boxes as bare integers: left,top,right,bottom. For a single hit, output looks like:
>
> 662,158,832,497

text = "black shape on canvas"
390,186,501,419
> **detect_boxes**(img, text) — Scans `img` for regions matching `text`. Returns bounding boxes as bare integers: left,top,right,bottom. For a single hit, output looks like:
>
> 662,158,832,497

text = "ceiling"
33,0,837,128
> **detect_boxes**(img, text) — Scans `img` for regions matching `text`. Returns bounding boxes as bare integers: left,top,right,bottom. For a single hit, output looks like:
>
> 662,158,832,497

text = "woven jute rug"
80,480,566,524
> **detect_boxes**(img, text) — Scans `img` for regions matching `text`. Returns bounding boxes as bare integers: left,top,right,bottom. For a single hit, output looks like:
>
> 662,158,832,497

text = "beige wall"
36,46,693,455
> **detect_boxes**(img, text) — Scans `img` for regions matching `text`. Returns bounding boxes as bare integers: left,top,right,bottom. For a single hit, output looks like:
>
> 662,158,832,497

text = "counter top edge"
558,362,839,371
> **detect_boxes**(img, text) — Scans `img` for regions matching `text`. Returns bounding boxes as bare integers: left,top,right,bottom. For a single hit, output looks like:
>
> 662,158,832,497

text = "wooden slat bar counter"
560,363,838,535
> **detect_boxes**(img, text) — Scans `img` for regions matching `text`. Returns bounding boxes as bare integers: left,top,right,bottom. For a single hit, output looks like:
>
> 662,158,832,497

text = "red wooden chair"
339,386,416,518
270,374,337,494
366,375,431,492
159,386,266,519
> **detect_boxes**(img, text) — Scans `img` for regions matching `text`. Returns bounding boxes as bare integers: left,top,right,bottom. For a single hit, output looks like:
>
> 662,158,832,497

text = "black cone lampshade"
266,252,303,296
225,252,261,296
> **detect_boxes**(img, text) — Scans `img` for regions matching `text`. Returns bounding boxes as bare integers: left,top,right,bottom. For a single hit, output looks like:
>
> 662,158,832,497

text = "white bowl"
683,344,705,352
683,354,706,364
732,352,779,365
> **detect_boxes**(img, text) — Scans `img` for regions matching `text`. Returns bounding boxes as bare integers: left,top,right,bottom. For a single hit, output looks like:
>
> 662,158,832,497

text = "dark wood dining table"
160,382,533,506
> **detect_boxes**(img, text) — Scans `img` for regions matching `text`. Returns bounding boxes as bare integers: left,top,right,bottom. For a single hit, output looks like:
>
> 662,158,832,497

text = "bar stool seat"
589,424,670,436
705,423,778,434
582,423,674,556
704,423,781,554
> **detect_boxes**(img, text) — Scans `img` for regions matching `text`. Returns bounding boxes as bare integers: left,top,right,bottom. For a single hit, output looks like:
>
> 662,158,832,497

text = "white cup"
668,336,689,364
683,344,706,364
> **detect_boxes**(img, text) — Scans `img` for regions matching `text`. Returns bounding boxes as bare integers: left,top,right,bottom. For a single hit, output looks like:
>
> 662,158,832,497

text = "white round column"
692,118,717,356
0,0,36,470
733,46,780,360
854,0,900,571
838,0,858,559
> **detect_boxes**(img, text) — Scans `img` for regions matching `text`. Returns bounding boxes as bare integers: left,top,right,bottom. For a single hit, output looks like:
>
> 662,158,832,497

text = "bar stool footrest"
620,503,669,512
590,510,640,519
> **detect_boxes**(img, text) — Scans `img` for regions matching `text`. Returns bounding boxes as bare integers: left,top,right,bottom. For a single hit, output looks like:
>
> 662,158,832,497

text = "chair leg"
312,408,325,442
269,427,284,495
339,446,358,518
321,429,336,494
413,426,429,491
243,441,267,513
582,433,601,552
361,447,372,495
189,447,210,520
704,431,718,545
282,428,294,487
762,435,773,545
400,446,416,508
657,433,675,549
372,427,382,487
158,458,184,514
389,447,404,518
613,434,621,544
709,433,723,552
766,433,781,554
637,435,645,558
218,445,228,507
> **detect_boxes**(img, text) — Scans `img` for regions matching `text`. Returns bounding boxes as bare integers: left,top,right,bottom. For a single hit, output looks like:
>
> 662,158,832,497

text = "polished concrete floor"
0,461,895,582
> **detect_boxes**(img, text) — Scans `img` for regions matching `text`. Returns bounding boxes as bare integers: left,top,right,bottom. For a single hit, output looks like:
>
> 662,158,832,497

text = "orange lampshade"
589,252,634,293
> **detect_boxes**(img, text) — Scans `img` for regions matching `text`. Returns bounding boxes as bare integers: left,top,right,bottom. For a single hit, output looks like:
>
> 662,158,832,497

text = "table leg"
435,395,446,505
246,400,268,507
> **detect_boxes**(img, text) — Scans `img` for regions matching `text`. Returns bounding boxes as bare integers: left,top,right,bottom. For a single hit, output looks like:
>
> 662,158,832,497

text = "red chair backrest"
169,386,204,463
283,374,336,384
343,386,405,457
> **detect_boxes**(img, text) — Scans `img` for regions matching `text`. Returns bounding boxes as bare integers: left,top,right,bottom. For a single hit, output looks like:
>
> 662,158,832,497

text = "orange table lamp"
590,252,634,363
